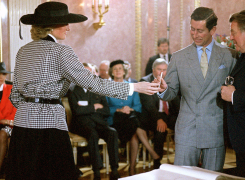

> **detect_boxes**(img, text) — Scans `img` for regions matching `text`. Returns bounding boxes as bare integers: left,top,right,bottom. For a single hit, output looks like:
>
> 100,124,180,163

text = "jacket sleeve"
1,85,17,120
9,49,25,108
167,95,180,128
233,89,245,112
131,92,142,113
68,88,95,116
158,54,179,101
59,46,130,100
96,96,110,117
139,79,162,122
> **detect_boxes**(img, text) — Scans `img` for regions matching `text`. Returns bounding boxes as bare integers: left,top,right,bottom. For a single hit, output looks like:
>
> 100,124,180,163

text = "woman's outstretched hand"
133,82,161,95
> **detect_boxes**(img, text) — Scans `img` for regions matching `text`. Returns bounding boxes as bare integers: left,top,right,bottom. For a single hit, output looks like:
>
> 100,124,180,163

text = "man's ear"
210,26,216,36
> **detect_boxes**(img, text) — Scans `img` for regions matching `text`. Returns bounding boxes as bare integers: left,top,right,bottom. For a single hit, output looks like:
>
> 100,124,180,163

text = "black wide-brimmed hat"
110,60,125,68
20,1,88,25
0,62,12,74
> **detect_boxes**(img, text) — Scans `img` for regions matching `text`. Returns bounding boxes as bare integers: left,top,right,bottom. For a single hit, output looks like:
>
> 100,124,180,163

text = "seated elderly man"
99,60,111,80
139,58,180,169
68,63,120,180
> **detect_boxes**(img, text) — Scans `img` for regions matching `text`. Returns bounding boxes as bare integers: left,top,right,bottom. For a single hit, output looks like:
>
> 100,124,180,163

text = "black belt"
24,97,60,104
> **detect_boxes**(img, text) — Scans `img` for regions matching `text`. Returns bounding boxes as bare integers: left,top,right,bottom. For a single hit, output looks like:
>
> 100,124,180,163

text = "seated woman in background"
0,62,16,173
106,60,160,175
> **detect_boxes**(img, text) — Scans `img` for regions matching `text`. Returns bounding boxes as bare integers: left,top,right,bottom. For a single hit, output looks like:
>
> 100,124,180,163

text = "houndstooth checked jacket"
10,38,130,131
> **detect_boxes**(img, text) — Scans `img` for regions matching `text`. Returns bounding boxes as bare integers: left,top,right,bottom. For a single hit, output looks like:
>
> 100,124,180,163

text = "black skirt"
6,126,77,180
112,111,141,145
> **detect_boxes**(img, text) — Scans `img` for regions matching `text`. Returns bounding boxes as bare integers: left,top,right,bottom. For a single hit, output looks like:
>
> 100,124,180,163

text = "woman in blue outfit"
106,60,160,175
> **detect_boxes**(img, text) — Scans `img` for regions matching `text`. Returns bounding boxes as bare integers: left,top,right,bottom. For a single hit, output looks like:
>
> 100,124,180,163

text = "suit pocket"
176,111,195,129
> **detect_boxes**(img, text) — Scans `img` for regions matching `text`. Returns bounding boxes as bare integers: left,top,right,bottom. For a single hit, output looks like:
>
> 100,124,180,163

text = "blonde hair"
30,25,54,40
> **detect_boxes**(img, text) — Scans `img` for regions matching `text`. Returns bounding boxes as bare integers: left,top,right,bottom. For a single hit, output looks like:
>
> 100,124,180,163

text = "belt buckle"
34,98,40,103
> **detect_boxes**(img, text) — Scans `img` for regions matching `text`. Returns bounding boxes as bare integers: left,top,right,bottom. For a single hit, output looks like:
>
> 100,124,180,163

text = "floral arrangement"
215,34,235,49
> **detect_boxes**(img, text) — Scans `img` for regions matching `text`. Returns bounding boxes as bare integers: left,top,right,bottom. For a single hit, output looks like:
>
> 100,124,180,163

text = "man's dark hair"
229,10,245,32
157,38,169,47
191,7,218,31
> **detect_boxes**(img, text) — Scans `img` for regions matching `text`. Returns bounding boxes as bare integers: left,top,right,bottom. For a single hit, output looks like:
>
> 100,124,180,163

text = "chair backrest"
61,97,73,128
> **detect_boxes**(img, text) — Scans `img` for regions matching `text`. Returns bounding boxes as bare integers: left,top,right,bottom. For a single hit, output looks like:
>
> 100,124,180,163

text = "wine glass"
225,76,234,86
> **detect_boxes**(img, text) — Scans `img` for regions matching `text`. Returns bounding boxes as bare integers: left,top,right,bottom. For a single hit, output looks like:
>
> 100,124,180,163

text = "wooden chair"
61,97,109,174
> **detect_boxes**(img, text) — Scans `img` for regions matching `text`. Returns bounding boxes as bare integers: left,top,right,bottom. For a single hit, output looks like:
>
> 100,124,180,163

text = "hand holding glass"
225,76,234,86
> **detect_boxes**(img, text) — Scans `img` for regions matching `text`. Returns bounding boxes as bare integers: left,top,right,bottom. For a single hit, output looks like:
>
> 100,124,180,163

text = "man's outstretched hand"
152,76,168,93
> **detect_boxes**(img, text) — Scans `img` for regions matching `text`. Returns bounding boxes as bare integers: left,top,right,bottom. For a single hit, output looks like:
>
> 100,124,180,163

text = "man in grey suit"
155,7,238,171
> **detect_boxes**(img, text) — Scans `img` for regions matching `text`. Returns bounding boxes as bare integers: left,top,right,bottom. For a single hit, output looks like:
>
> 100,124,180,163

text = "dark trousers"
74,121,119,171
153,130,167,159
235,152,245,177
142,112,169,159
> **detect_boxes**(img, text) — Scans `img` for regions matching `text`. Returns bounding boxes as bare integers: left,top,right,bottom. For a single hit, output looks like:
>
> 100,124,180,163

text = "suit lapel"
230,54,245,77
200,43,223,93
186,43,204,87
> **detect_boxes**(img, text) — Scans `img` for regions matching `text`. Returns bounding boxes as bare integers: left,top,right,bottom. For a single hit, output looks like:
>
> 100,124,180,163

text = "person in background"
145,38,171,75
0,62,16,175
68,63,119,180
7,2,160,180
221,10,245,177
140,58,180,169
91,64,99,76
124,61,138,83
99,60,111,80
106,60,160,176
155,7,238,172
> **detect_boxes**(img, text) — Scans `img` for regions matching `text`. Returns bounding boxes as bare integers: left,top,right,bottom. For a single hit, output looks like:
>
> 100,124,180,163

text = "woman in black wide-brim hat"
6,2,160,180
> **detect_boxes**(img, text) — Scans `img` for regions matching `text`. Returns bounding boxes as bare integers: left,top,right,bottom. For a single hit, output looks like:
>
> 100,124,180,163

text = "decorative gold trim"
154,0,158,54
194,0,201,9
135,0,141,80
180,0,183,49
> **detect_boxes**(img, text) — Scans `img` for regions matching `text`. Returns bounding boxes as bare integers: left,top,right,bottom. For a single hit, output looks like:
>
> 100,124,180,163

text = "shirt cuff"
232,91,234,104
129,83,134,96
157,86,168,98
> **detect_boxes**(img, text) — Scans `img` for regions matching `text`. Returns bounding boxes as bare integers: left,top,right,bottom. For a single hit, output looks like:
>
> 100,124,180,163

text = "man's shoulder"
140,74,153,82
213,41,239,58
130,78,138,83
149,54,160,60
173,43,195,55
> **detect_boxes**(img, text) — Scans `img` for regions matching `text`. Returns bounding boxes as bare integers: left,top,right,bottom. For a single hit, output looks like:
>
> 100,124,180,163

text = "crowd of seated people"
65,59,179,179
68,63,120,180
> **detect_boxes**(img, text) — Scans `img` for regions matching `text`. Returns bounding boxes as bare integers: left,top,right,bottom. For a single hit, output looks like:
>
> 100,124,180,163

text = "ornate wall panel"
135,0,142,80
9,0,41,79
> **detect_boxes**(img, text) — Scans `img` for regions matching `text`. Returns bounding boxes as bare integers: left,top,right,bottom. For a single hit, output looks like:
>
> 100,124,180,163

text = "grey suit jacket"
158,41,237,148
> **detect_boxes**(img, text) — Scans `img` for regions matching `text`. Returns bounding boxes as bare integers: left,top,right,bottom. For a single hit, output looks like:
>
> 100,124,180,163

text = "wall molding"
154,0,158,54
9,0,41,79
180,0,183,49
195,0,201,8
135,0,142,80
